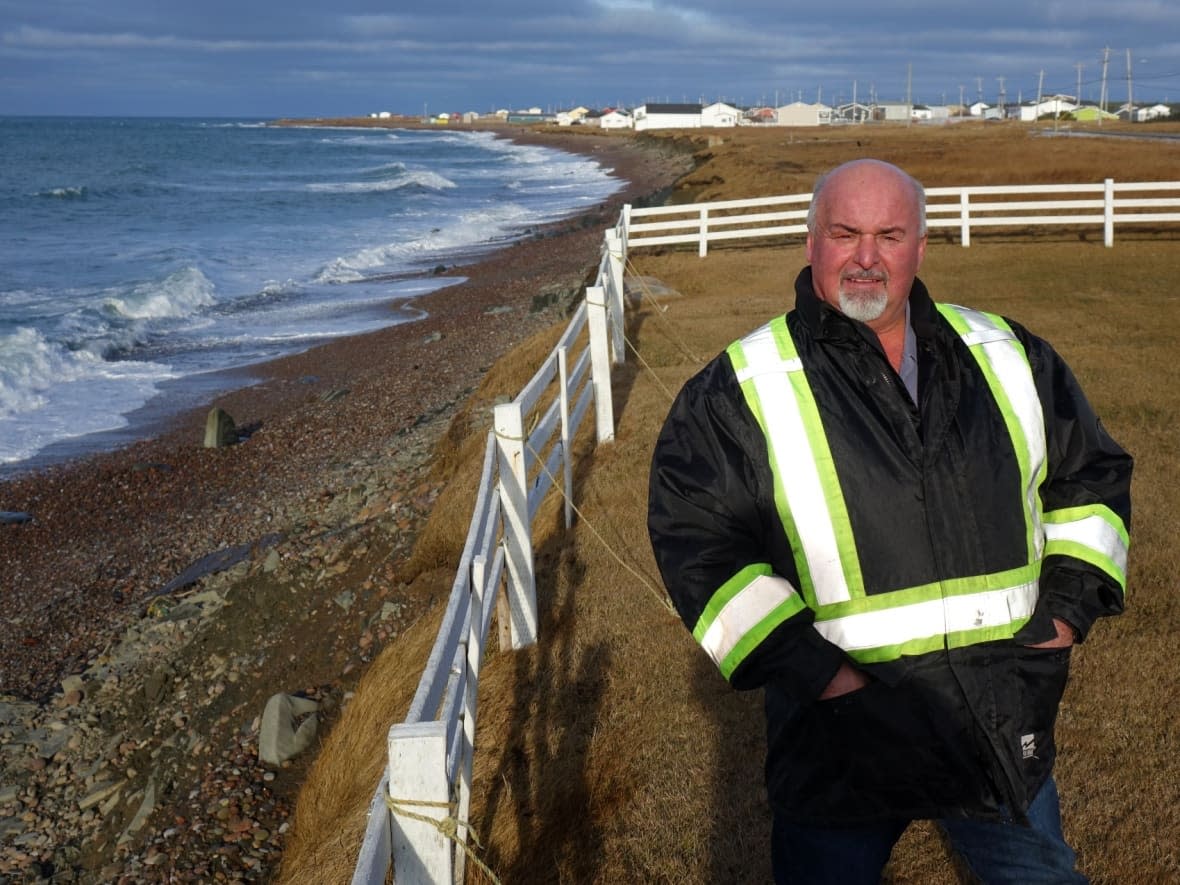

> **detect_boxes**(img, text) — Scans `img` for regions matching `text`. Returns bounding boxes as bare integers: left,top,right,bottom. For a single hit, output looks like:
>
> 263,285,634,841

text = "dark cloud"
0,0,1175,116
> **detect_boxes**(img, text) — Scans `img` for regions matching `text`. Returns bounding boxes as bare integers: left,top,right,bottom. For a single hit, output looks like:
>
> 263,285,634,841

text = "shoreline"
0,122,659,482
0,124,693,701
0,124,693,881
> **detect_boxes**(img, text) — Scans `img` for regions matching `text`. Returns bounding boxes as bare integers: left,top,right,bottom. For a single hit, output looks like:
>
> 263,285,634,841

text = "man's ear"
805,232,815,263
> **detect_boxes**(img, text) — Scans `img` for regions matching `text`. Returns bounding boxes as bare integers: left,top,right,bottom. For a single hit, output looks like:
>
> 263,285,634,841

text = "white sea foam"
103,266,217,320
0,326,175,462
316,132,401,145
311,202,536,285
36,185,88,199
306,169,457,194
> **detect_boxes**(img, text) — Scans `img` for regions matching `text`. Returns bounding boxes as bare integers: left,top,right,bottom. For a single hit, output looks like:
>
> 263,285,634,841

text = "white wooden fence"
623,179,1180,254
350,217,629,885
351,178,1179,883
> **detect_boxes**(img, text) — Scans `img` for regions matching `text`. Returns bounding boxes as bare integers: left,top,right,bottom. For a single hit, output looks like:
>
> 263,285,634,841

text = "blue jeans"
771,778,1087,884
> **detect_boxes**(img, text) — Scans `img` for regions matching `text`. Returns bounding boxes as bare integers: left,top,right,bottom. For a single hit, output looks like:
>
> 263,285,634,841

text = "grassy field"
281,121,1180,883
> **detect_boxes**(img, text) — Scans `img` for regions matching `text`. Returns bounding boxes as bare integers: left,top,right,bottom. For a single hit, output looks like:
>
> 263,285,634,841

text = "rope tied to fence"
493,426,677,617
622,333,678,403
623,258,705,365
384,795,502,884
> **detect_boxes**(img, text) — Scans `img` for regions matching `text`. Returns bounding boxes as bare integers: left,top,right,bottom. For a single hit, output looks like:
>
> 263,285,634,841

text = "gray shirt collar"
900,301,919,404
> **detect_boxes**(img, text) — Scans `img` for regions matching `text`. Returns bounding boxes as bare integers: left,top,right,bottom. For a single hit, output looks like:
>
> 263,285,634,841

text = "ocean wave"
102,266,217,321
0,327,118,418
358,161,409,176
316,132,401,145
311,201,537,284
35,186,89,200
0,328,60,415
0,326,174,462
306,169,457,194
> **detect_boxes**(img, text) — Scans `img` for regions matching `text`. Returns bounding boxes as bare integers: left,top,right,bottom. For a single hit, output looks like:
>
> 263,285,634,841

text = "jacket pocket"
1010,645,1071,780
767,676,992,823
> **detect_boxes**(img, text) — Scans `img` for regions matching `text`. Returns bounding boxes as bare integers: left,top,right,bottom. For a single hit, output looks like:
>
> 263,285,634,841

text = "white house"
701,101,741,127
633,103,703,130
555,106,590,126
911,104,951,122
1018,96,1078,121
598,109,633,129
833,101,873,124
1137,103,1172,122
871,101,910,123
969,101,991,117
774,101,831,127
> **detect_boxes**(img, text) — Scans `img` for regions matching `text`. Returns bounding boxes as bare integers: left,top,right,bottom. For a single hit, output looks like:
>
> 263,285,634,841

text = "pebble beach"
0,125,693,882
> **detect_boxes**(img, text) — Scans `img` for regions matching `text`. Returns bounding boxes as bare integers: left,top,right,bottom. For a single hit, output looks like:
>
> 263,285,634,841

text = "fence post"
698,207,709,257
493,401,538,649
557,347,574,529
388,721,452,885
621,203,632,243
585,285,616,443
959,190,971,247
1104,178,1115,247
605,229,626,365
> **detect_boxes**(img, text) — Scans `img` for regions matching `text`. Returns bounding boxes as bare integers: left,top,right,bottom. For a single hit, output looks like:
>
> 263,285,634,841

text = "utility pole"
1100,46,1111,126
996,76,1006,118
1075,62,1084,106
959,84,965,117
1036,69,1045,123
976,76,984,106
906,63,913,127
1126,48,1134,121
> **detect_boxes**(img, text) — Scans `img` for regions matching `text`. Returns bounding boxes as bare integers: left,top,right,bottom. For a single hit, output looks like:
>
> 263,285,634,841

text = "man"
647,159,1131,883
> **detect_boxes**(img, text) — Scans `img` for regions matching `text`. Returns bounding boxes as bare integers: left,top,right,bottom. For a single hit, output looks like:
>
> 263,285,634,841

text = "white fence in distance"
623,179,1180,254
353,179,1177,882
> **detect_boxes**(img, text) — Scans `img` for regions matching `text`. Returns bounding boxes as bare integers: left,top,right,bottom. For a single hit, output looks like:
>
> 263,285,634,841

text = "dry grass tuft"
283,122,1180,883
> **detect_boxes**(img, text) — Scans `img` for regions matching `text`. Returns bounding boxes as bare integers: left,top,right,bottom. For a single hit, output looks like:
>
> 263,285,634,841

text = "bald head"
803,158,928,335
807,160,927,237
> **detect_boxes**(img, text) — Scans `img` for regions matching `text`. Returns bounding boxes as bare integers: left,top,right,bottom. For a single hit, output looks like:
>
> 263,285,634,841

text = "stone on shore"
203,407,238,448
258,694,319,766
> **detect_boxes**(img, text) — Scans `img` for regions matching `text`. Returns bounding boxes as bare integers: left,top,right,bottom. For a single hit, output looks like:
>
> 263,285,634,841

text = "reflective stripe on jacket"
697,303,1128,678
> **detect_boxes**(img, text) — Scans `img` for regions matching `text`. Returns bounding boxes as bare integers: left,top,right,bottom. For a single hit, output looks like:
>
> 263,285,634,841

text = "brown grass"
281,121,1180,883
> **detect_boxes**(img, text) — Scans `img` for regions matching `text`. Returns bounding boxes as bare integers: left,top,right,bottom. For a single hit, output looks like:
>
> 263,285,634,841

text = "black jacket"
647,268,1131,824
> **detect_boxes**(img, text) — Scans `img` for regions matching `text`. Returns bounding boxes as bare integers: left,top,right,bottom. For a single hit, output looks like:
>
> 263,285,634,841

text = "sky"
1,1,1178,118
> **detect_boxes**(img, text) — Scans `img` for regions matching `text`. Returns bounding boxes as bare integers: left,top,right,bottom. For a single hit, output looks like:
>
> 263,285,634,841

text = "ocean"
0,117,623,474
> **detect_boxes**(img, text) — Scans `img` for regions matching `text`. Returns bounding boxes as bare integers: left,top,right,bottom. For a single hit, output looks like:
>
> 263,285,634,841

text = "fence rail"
624,179,1180,253
351,178,1176,883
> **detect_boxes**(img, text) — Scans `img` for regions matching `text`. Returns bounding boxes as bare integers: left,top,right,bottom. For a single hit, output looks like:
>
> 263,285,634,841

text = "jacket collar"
792,266,940,345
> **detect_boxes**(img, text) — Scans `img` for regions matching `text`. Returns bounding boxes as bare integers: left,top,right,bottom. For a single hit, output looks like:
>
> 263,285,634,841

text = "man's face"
805,162,927,334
